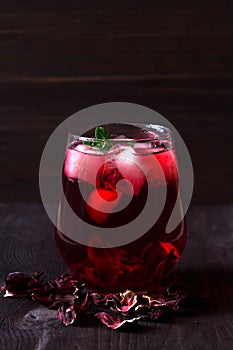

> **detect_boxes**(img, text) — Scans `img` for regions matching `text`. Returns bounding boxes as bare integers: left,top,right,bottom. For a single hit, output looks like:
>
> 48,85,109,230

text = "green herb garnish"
95,126,111,140
83,126,136,152
84,126,114,152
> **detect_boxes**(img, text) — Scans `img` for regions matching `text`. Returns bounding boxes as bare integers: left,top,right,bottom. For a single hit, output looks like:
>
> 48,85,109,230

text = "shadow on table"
178,268,233,313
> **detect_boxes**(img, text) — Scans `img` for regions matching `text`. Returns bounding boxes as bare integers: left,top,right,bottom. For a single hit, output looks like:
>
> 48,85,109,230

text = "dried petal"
1,272,44,298
118,290,137,312
95,312,140,329
1,271,193,330
56,304,77,326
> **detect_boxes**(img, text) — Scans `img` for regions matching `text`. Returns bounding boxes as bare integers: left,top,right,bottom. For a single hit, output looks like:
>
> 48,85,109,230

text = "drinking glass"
55,123,187,294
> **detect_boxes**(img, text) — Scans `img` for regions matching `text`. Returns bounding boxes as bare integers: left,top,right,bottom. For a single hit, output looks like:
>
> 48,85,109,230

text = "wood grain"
0,203,233,349
0,0,233,203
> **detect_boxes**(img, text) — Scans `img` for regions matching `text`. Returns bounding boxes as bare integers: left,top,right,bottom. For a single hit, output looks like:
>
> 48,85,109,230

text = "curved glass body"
55,123,187,294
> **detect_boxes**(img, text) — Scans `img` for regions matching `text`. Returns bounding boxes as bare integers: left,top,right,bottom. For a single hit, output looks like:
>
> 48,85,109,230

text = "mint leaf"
83,140,102,147
84,126,113,152
95,127,111,140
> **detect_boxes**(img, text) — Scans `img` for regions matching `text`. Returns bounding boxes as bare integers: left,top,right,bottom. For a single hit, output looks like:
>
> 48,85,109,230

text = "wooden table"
0,203,232,349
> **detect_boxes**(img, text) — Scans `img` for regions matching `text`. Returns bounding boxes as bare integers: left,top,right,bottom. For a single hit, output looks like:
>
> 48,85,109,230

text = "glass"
55,123,187,294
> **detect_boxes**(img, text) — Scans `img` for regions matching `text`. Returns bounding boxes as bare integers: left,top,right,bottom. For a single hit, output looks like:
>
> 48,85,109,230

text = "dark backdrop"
1,0,233,203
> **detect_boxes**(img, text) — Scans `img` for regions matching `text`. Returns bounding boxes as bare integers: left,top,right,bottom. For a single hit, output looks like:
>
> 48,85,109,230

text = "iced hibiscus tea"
55,124,187,294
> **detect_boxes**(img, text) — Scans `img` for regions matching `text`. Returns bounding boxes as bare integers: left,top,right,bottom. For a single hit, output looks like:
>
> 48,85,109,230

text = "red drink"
55,124,187,294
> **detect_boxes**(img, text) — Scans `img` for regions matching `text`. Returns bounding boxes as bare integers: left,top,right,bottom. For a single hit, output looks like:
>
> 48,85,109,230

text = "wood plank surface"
0,0,233,203
0,203,233,349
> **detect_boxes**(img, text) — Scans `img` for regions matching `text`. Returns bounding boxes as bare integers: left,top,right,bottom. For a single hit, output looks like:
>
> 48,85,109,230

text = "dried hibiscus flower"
1,271,191,330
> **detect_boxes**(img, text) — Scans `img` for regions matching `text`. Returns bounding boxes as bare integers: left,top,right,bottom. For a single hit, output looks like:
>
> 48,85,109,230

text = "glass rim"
68,123,173,143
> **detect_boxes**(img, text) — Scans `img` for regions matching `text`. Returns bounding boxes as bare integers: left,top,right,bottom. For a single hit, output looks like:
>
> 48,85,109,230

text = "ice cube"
113,148,176,191
108,143,134,155
74,143,103,155
138,149,178,187
114,148,146,195
134,142,152,154
64,145,106,185
64,148,83,179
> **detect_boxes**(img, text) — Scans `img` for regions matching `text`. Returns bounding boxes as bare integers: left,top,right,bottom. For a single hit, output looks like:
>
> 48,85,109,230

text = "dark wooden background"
1,0,233,203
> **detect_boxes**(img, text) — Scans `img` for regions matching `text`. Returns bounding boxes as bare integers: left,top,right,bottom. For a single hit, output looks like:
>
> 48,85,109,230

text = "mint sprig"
84,126,114,153
95,126,111,140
